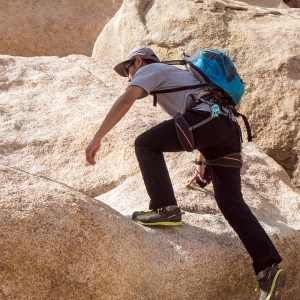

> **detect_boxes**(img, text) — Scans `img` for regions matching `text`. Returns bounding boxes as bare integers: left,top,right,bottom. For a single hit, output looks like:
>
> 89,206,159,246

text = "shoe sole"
133,220,182,226
267,269,287,300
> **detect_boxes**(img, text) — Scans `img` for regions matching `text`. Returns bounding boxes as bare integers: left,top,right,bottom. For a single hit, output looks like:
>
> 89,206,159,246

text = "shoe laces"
140,208,162,215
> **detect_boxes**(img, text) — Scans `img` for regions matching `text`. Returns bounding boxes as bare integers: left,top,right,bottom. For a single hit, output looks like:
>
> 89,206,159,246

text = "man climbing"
85,46,287,299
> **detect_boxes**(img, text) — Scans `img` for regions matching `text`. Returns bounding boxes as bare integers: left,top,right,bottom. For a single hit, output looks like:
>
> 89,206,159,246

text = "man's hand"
186,152,207,187
186,165,206,187
86,138,101,166
84,86,145,166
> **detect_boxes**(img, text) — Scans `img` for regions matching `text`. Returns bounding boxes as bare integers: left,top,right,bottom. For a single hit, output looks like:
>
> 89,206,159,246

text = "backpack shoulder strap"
231,108,253,142
150,84,207,106
162,60,185,66
150,59,210,106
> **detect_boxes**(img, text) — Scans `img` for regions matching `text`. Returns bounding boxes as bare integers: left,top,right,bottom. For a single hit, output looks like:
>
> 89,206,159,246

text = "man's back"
129,63,206,116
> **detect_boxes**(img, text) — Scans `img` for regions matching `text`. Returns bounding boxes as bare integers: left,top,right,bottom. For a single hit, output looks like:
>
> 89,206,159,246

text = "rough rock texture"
0,0,123,57
92,0,300,192
1,55,300,299
0,55,131,197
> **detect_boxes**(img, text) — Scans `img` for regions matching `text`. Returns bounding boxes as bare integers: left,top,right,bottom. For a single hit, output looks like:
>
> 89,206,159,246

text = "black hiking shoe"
256,264,287,300
132,206,184,226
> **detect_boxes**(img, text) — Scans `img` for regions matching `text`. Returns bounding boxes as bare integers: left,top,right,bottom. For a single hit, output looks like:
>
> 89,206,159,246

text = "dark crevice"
1,163,127,199
1,164,91,198
283,0,300,8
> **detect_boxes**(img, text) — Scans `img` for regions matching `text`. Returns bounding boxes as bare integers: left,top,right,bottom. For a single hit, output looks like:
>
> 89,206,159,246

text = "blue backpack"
156,49,245,107
182,50,245,106
150,49,253,142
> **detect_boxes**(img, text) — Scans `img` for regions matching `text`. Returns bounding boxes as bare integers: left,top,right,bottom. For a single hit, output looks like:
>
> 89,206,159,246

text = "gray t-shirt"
128,63,207,116
128,63,236,122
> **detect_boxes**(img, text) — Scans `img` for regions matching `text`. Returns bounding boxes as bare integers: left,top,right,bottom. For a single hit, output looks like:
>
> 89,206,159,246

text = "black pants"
135,110,282,274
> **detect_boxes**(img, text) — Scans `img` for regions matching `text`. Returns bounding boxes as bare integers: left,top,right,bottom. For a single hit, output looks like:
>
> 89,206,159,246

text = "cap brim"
114,60,130,77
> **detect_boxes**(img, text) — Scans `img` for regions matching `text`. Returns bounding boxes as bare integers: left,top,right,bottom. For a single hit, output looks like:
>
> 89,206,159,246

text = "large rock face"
92,0,300,192
1,54,300,299
0,0,123,57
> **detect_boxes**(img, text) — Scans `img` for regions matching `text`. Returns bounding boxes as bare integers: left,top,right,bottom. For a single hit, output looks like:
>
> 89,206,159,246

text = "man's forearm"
93,96,135,140
93,85,145,141
85,86,145,166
